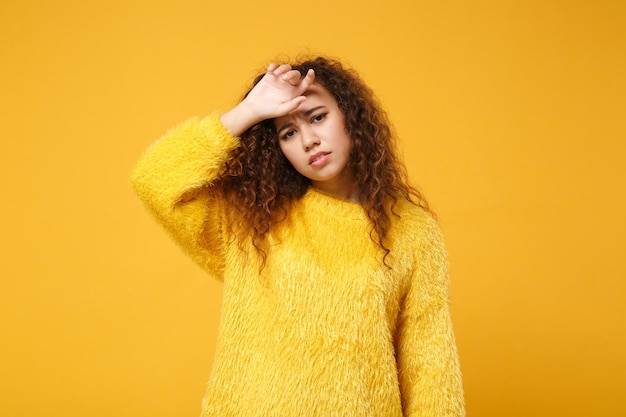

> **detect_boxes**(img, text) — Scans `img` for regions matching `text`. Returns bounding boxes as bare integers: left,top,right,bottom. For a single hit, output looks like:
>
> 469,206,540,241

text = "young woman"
132,56,465,417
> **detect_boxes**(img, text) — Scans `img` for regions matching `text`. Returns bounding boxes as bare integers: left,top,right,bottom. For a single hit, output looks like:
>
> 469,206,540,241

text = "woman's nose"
301,129,320,151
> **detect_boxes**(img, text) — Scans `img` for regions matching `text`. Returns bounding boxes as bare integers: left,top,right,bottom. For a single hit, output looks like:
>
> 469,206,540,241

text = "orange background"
1,1,624,416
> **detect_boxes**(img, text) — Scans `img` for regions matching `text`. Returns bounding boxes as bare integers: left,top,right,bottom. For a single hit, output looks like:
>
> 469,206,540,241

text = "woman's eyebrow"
276,121,294,135
276,106,327,135
302,105,325,117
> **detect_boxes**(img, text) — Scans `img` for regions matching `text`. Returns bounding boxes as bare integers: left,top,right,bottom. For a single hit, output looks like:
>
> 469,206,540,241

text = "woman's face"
273,84,355,200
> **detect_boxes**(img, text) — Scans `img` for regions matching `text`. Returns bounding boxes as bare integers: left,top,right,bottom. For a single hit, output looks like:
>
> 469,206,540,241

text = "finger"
266,63,278,73
281,69,302,85
296,69,315,93
276,96,307,115
273,64,292,76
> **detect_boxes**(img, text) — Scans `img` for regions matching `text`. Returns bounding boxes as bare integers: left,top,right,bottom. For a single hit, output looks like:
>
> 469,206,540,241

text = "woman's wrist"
219,100,261,137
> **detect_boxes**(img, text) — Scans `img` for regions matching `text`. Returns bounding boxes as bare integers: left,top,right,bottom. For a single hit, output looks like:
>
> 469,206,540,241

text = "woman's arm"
131,63,315,278
131,114,238,279
395,215,465,417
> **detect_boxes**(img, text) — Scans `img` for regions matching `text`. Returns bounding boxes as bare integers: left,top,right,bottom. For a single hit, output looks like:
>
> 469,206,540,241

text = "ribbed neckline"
302,187,366,221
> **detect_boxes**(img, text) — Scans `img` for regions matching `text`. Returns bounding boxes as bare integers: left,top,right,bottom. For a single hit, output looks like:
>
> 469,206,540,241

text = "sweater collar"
301,187,366,221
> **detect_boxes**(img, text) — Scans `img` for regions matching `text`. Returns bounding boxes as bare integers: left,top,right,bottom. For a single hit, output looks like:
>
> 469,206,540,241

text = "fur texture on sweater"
131,114,465,417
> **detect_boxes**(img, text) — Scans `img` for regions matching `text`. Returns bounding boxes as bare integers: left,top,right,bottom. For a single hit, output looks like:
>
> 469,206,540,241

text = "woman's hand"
244,63,316,121
220,64,315,137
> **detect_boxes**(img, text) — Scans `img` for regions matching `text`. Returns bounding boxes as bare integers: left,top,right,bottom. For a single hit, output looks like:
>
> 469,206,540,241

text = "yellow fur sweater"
131,113,465,417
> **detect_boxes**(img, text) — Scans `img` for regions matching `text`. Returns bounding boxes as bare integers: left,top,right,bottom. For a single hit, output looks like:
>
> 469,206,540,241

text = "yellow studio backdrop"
1,0,624,416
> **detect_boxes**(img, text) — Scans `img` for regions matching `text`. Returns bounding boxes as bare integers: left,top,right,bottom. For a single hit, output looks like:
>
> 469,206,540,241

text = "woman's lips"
309,152,331,166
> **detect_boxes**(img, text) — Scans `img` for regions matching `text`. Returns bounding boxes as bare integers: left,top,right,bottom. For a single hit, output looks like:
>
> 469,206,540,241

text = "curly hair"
219,56,432,266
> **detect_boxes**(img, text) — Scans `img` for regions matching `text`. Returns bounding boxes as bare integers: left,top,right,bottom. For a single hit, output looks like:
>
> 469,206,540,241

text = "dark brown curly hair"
219,56,432,266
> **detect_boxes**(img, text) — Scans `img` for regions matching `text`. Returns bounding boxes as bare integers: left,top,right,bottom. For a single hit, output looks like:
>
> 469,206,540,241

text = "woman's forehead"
303,84,338,105
276,90,336,123
301,83,326,97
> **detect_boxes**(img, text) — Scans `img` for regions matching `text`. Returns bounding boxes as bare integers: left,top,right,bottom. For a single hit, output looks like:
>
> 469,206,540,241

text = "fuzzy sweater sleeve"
130,113,239,280
395,215,465,417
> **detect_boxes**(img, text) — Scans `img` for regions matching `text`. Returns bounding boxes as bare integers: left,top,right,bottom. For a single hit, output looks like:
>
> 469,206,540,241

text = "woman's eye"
312,113,326,123
282,129,296,140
